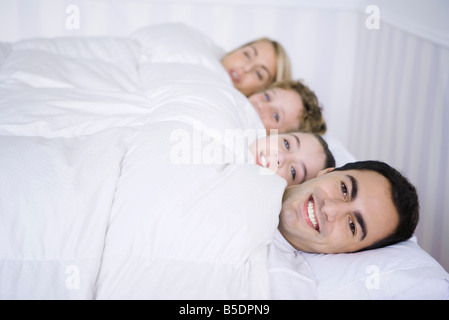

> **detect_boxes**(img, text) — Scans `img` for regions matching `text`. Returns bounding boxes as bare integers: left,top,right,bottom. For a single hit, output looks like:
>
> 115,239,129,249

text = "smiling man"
278,160,420,254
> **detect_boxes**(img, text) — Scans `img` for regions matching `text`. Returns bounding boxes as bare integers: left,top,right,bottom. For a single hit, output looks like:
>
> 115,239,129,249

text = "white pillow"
322,134,357,167
301,237,449,299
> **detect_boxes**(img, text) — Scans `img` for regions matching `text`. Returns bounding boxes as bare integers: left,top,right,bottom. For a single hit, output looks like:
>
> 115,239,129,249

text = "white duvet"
0,24,289,299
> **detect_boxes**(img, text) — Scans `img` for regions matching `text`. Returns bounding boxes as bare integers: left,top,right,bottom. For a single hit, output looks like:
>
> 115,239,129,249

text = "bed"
0,23,448,300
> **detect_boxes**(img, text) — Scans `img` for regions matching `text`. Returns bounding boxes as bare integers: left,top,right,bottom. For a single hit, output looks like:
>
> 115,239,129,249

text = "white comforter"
0,24,288,299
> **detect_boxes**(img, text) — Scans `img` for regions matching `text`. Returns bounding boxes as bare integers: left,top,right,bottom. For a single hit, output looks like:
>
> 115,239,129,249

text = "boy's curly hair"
268,80,327,135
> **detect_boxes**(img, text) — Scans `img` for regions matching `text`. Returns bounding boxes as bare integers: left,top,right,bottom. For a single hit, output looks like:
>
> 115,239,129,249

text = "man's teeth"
260,154,267,168
307,199,318,230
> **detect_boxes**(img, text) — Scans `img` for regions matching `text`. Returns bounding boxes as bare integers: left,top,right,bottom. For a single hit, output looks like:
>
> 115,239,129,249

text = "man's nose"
322,199,347,221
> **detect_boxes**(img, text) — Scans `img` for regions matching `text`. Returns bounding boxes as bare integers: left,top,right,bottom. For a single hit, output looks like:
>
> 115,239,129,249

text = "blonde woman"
249,80,327,135
221,38,292,96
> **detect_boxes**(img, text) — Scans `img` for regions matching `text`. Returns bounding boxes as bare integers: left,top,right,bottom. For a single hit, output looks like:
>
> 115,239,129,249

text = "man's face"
279,168,399,253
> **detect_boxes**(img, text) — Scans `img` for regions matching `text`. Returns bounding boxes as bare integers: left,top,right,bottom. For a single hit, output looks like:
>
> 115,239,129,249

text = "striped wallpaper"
349,15,449,270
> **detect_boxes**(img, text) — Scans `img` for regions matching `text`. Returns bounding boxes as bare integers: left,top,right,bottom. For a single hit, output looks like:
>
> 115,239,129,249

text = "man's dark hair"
333,160,420,251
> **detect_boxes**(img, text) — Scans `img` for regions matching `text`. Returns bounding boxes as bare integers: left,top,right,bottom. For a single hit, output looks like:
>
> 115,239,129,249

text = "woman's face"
249,88,304,133
221,40,277,96
250,132,326,186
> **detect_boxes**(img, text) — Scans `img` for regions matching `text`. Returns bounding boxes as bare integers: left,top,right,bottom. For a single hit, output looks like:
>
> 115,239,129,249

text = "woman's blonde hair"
228,37,292,84
268,80,327,135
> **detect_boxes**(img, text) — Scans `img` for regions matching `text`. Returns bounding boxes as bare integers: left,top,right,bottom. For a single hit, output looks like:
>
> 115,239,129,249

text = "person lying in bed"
249,131,335,186
249,80,327,135
221,39,326,134
278,160,419,253
221,37,291,96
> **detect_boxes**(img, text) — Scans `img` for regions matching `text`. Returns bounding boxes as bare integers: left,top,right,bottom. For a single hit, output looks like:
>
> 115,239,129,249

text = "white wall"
0,0,448,270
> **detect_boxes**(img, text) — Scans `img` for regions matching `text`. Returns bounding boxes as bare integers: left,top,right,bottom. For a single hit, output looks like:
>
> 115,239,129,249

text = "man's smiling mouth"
306,196,320,231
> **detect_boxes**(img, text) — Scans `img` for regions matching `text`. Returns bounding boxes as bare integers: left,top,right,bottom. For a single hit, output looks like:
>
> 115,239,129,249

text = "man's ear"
317,167,335,177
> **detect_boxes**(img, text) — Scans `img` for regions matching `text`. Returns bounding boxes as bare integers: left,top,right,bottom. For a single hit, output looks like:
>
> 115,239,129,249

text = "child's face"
250,132,326,186
249,88,304,133
221,40,276,96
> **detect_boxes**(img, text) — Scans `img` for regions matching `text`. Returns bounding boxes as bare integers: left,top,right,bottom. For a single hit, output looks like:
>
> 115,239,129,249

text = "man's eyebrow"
347,175,358,200
347,175,366,240
354,211,367,241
